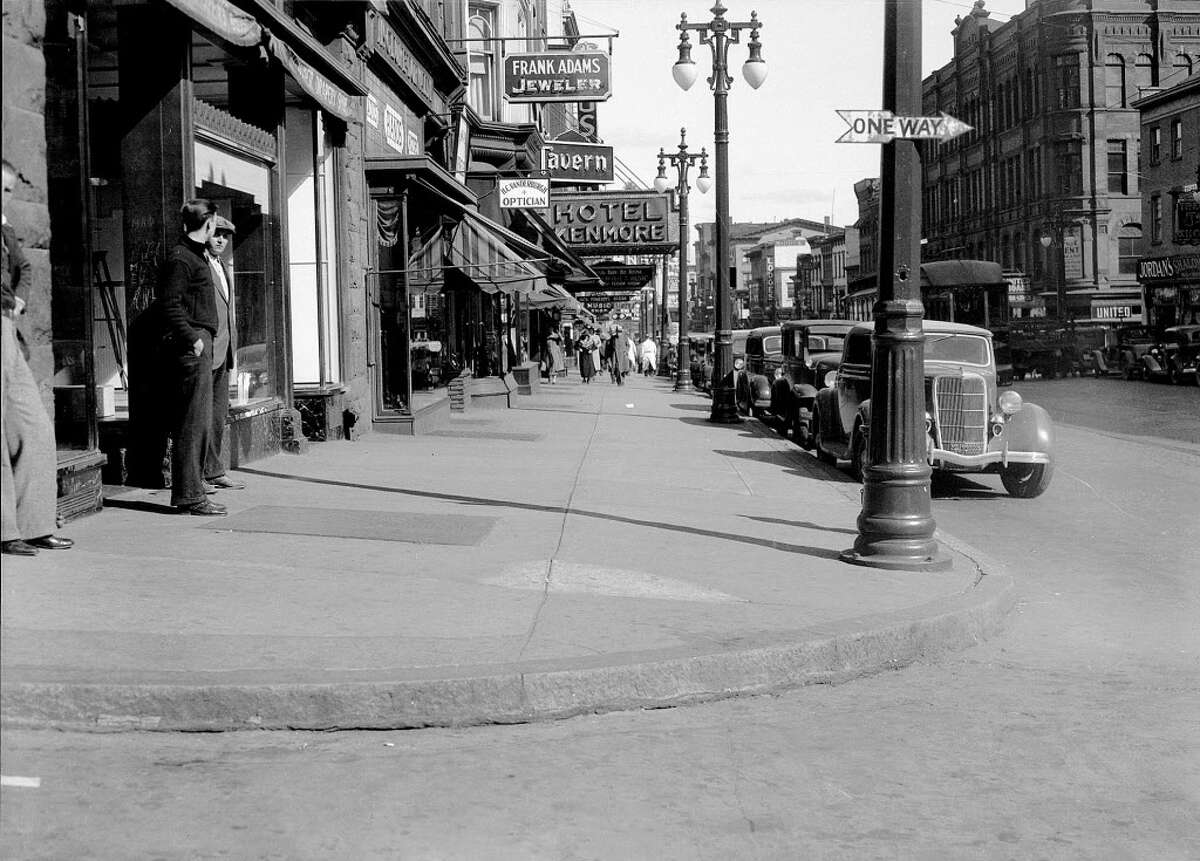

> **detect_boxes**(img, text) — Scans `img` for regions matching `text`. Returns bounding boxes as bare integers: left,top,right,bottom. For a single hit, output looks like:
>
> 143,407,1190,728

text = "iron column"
842,0,949,571
672,2,766,422
654,128,711,392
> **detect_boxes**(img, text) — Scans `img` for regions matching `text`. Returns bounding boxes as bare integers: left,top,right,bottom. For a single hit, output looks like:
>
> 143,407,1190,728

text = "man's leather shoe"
203,482,218,495
27,535,74,550
179,500,227,516
209,475,246,490
1,540,38,556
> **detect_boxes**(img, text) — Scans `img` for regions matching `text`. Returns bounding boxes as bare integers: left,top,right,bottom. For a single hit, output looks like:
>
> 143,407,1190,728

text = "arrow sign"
836,110,972,144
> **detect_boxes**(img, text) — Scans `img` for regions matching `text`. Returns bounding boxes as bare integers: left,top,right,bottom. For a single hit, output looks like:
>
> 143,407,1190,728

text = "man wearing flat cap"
158,199,225,515
203,215,244,492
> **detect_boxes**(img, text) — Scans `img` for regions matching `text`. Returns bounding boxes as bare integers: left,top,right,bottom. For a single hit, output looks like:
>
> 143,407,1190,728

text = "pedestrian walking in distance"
640,333,658,376
1,159,74,556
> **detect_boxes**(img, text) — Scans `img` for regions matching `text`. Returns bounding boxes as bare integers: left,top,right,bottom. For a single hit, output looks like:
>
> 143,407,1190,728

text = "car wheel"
813,407,837,464
1000,462,1054,499
850,427,867,483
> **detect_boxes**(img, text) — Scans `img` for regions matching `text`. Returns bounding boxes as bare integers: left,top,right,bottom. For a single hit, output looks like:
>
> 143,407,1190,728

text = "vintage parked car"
694,329,750,394
1140,325,1200,385
812,321,1055,498
738,326,782,415
747,319,855,445
687,333,714,390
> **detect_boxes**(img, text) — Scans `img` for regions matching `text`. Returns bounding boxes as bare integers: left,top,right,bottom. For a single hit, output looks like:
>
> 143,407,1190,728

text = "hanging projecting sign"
586,263,656,292
551,191,672,256
544,140,615,184
503,51,611,103
835,110,971,144
498,178,550,209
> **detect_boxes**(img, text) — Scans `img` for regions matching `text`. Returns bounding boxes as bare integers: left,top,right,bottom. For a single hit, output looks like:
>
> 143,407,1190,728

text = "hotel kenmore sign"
551,191,672,256
503,52,611,103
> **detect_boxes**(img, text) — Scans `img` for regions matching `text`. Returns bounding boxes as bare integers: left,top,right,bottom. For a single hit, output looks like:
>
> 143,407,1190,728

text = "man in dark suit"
160,199,225,516
203,216,245,492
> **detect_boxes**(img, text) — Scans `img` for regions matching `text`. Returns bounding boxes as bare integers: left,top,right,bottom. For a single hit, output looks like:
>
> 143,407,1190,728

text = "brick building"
920,0,1200,325
1133,73,1200,330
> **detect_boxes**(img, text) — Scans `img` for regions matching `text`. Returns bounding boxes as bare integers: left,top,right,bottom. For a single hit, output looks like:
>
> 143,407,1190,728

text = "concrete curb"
1,552,1014,733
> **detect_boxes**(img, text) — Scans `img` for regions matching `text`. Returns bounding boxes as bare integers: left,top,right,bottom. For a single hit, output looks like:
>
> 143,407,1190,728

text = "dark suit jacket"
159,237,217,348
1,223,32,312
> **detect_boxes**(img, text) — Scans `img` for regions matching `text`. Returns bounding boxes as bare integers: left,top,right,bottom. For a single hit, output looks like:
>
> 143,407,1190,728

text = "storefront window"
195,140,276,402
285,107,341,387
372,197,411,412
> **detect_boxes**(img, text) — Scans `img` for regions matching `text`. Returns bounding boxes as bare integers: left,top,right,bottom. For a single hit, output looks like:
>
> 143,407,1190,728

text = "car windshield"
808,332,846,353
763,335,781,354
925,333,991,366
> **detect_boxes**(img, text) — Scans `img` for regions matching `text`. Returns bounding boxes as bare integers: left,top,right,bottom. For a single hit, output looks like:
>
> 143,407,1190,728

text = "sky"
561,0,1031,228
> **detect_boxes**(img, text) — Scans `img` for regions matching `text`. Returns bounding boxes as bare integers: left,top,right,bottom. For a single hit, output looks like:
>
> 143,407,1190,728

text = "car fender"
815,388,846,440
996,402,1054,455
749,373,773,403
791,382,818,402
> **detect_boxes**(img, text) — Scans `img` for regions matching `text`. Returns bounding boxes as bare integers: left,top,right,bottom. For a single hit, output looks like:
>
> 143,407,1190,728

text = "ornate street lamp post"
672,1,766,422
655,127,711,391
842,0,948,571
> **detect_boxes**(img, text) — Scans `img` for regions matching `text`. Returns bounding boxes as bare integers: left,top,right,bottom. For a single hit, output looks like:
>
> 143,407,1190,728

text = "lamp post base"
673,378,693,393
708,384,741,424
839,548,953,572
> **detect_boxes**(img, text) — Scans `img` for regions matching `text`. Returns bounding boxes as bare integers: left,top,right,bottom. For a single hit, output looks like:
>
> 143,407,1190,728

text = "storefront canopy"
404,211,550,296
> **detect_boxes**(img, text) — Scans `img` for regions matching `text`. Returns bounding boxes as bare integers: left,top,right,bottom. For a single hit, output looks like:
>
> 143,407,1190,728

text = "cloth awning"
514,208,604,289
403,218,548,296
524,282,581,311
451,212,548,295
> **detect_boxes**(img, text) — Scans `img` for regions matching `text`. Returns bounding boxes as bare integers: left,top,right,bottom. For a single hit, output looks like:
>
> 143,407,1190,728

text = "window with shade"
1108,140,1127,195
468,5,498,120
1171,119,1182,160
1056,55,1080,109
1117,226,1141,276
1134,54,1156,96
1151,195,1163,243
1105,55,1126,108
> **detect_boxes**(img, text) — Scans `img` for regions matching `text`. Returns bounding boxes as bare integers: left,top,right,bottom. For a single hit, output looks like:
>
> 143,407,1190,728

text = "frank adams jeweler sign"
503,51,611,103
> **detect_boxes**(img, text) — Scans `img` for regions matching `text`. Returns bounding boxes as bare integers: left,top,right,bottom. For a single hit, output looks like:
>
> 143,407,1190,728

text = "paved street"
3,375,1196,860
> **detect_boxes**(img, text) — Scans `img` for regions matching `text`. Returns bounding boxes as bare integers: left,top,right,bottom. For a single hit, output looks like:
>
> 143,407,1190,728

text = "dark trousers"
169,334,213,507
205,358,229,481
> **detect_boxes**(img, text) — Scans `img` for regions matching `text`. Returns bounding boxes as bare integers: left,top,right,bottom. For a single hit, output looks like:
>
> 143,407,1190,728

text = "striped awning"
403,214,549,296
524,282,581,311
448,213,548,295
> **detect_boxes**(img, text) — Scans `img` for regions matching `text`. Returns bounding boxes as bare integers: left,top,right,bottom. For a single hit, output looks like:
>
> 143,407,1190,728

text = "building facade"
920,0,1200,325
693,218,828,331
1133,73,1200,331
744,238,807,326
4,0,597,520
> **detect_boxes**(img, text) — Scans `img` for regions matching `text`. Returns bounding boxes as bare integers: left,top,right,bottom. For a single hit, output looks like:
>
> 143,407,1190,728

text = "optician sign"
550,191,672,256
498,178,550,209
503,51,611,103
544,140,615,184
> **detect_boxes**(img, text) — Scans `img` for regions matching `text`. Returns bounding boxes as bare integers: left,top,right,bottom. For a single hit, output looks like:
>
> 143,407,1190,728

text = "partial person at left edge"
1,158,74,556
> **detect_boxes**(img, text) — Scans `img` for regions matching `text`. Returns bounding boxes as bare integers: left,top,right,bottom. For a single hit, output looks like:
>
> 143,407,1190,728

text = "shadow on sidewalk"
103,498,179,516
740,514,859,536
238,467,847,562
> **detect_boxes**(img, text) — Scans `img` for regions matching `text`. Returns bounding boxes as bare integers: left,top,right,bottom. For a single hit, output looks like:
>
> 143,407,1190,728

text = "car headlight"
733,357,745,371
774,368,783,379
824,370,837,388
998,390,1023,415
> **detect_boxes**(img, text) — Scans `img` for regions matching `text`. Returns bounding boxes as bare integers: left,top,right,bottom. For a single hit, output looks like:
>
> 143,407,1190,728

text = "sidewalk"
0,372,1012,731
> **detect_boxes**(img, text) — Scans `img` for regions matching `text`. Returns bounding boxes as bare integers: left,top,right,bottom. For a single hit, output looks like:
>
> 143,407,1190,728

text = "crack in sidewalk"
516,390,606,662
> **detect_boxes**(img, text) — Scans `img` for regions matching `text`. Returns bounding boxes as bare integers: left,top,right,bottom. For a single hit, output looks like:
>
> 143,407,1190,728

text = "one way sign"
836,110,972,144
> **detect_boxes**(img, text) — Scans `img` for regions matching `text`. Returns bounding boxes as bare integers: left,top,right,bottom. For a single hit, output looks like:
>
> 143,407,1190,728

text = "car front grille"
932,373,987,456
